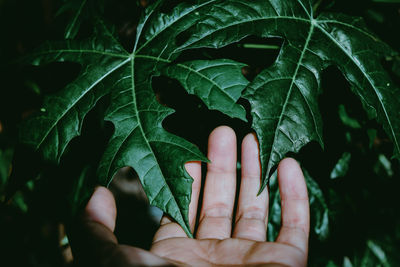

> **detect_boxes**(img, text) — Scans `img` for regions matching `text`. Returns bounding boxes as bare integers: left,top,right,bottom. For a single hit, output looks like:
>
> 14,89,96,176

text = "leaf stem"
239,44,280,50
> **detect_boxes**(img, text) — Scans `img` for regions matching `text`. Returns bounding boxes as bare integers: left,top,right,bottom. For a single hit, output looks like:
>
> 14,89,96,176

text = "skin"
70,126,310,267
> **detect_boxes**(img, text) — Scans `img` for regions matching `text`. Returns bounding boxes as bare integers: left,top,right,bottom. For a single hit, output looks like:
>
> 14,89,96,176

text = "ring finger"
232,132,268,241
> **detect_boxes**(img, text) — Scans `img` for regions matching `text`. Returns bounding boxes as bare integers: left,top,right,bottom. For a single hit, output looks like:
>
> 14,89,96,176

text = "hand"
151,126,309,266
70,126,310,267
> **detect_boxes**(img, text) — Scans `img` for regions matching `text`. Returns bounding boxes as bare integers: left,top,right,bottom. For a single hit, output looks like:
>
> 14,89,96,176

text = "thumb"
69,186,119,266
70,186,175,267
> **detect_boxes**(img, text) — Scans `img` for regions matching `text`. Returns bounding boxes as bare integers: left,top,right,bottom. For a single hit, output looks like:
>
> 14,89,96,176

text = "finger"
232,133,268,241
196,126,237,240
72,187,172,266
152,215,187,243
83,186,117,232
69,186,118,264
152,161,201,242
275,158,310,253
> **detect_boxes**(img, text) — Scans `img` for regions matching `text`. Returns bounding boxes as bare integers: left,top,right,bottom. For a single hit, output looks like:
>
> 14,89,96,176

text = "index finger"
275,158,310,254
152,161,201,242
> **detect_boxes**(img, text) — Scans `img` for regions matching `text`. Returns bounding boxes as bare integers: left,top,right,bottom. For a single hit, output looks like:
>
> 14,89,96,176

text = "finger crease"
235,212,266,224
280,225,308,238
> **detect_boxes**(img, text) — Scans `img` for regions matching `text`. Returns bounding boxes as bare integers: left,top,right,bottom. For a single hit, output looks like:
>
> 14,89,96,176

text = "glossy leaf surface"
20,0,400,234
20,0,251,235
175,0,400,190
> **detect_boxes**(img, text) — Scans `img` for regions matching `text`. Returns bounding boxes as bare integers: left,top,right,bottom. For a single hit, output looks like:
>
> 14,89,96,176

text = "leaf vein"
316,25,399,154
36,58,130,152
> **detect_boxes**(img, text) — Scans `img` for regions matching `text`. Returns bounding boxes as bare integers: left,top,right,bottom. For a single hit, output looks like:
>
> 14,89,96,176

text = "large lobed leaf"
174,0,400,190
20,0,249,235
20,0,400,234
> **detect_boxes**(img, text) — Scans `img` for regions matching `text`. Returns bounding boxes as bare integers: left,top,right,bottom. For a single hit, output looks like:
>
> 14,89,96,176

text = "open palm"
150,127,309,266
71,126,309,267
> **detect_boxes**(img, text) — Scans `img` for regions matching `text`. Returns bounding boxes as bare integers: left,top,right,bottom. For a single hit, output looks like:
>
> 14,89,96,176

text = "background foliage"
0,0,399,266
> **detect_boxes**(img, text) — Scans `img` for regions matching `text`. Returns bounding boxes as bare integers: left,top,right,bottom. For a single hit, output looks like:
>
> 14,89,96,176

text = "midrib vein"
128,57,187,228
268,21,315,172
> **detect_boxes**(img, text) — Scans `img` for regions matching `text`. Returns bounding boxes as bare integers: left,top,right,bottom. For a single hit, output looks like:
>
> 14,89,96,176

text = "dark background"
0,0,400,266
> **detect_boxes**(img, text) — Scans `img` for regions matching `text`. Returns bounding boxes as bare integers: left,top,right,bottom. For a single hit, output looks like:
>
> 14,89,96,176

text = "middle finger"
196,126,237,240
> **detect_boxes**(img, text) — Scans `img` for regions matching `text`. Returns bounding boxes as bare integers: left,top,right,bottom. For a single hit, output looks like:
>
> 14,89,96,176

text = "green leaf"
20,1,251,235
267,170,281,241
68,166,94,217
10,191,29,213
338,105,362,129
19,23,129,162
348,239,394,267
175,0,400,189
366,240,390,267
304,168,329,241
343,257,354,267
60,0,88,39
374,154,394,177
330,152,351,179
20,0,400,235
162,59,248,120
